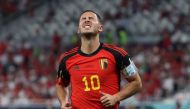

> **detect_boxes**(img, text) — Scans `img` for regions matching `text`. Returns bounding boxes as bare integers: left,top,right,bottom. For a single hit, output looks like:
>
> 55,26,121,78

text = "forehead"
80,12,98,19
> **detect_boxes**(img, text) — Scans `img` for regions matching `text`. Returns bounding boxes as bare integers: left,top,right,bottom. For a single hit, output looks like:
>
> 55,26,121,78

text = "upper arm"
112,47,141,82
103,44,142,84
119,54,142,86
125,72,141,83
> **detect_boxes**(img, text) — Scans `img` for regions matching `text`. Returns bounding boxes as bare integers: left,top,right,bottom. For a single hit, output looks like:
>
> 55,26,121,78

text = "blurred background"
0,0,190,109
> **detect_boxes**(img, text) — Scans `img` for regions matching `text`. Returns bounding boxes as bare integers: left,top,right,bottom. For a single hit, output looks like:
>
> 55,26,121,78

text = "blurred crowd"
113,0,190,36
0,0,190,41
0,0,190,108
1,29,190,107
131,42,190,101
0,35,59,106
0,0,46,17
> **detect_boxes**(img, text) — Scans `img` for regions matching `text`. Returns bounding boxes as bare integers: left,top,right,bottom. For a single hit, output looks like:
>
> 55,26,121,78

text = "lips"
82,23,92,28
85,25,91,28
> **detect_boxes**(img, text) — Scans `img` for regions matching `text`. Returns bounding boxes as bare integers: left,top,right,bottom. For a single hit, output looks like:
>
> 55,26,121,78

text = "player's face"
78,12,102,36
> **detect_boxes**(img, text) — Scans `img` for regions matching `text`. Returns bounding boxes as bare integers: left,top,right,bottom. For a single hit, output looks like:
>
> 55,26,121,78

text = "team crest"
100,58,108,70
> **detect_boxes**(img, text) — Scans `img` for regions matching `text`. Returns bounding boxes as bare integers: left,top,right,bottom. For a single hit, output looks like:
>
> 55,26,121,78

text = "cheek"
79,26,83,31
78,27,82,34
94,25,99,31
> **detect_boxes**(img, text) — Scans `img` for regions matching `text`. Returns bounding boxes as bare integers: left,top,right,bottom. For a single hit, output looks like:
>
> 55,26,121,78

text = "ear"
98,25,103,32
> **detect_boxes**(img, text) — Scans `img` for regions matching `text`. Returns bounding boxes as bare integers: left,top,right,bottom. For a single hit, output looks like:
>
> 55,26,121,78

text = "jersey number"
82,75,100,91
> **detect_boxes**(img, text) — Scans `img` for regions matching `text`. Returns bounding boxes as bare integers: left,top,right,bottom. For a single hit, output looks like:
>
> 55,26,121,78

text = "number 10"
82,75,100,91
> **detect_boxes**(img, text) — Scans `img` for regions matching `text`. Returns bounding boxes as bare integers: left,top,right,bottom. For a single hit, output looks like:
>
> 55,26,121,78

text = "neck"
80,34,100,54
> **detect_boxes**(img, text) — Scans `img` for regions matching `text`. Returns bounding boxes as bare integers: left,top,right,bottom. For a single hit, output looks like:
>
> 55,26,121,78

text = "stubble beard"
79,31,97,40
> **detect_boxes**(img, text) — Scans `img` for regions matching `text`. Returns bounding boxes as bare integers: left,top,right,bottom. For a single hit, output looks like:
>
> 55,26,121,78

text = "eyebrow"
80,16,94,20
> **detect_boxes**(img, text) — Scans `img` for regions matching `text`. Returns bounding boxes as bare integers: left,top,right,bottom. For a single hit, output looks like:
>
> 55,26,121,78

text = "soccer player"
56,10,142,109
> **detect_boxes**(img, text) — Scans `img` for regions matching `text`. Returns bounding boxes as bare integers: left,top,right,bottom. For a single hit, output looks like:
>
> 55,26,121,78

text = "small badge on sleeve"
122,59,137,77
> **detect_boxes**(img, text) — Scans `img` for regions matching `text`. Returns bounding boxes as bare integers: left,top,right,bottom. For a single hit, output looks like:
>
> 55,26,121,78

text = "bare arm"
114,73,142,101
56,54,71,109
56,84,67,104
100,73,142,107
56,84,71,109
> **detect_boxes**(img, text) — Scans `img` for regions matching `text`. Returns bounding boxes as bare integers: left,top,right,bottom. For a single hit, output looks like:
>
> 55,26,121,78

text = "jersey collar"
78,42,103,57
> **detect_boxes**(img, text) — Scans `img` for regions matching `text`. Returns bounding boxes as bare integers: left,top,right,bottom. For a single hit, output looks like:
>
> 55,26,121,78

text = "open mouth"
82,23,92,29
84,25,91,29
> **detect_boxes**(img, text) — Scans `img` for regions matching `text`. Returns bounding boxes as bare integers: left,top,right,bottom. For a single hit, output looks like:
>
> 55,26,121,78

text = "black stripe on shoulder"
103,43,128,56
61,51,78,64
58,48,78,63
103,46,131,71
102,46,123,71
65,47,79,55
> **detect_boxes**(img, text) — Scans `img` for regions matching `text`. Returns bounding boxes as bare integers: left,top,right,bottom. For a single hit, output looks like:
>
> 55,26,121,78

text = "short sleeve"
102,44,130,71
56,58,70,87
120,54,131,70
119,53,138,77
111,47,130,71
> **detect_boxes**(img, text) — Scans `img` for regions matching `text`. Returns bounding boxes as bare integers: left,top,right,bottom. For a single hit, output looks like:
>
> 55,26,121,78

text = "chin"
82,32,96,36
80,31,96,36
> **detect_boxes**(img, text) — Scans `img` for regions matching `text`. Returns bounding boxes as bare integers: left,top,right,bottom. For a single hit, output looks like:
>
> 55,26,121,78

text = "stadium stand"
0,0,190,109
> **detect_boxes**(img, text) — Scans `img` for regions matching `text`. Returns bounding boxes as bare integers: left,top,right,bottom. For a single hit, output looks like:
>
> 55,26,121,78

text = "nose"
84,20,90,23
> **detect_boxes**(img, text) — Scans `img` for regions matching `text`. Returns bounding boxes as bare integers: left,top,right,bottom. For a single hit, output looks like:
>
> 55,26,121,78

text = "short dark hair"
79,10,102,24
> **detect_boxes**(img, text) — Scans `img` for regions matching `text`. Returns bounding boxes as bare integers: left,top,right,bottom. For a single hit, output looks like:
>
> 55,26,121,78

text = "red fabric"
20,47,32,58
53,34,61,44
57,43,127,109
1,2,17,13
56,78,63,85
0,42,6,55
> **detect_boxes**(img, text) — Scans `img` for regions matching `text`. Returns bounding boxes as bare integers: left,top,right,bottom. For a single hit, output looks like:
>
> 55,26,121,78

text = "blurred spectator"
51,31,62,55
0,0,190,108
160,29,172,48
43,6,55,23
0,41,6,55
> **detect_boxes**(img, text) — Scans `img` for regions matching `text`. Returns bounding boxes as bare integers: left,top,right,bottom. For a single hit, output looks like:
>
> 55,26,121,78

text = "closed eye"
89,17,94,20
81,17,86,21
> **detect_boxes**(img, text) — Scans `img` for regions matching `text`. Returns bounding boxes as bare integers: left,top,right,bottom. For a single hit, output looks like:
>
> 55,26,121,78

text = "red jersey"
56,43,131,109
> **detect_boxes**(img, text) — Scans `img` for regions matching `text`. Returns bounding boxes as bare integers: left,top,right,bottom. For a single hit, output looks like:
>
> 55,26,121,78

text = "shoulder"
102,43,128,56
57,47,79,64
